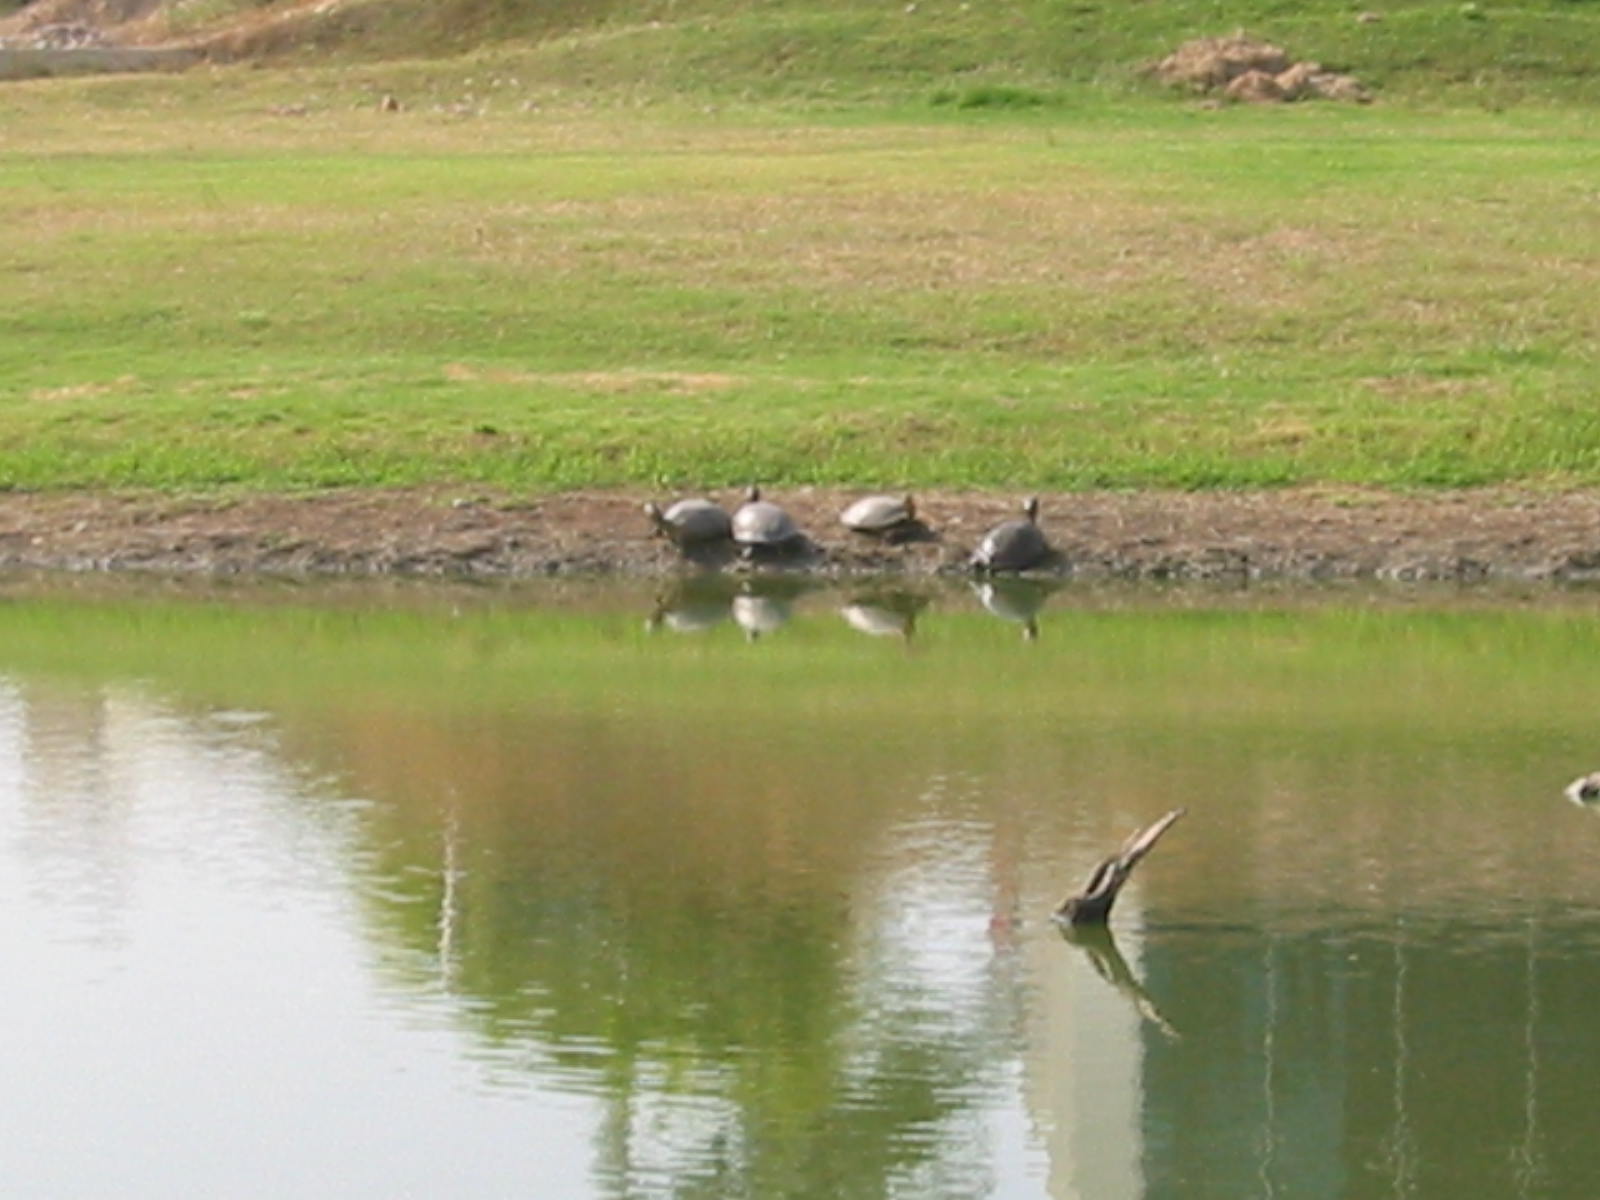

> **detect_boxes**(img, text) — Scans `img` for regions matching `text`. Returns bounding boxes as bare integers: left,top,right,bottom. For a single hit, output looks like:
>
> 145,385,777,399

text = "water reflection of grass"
9,583,1600,1191
7,581,1600,918
3,583,1599,731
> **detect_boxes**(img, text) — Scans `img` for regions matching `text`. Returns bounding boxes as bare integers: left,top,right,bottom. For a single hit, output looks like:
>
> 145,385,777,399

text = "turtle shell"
840,494,915,533
732,498,800,546
651,498,731,545
971,498,1047,572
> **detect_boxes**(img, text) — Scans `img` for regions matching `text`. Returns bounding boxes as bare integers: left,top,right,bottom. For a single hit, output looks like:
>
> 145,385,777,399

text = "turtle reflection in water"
1566,772,1600,807
732,486,807,560
645,576,738,634
839,590,928,641
972,577,1056,642
731,577,814,642
971,496,1050,574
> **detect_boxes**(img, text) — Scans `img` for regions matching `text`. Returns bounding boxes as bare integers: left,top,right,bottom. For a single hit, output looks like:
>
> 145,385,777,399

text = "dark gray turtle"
971,496,1048,573
731,486,803,553
840,493,917,538
645,497,732,546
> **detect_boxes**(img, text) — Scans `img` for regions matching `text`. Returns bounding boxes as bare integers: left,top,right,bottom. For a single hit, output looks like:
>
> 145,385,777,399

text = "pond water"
4,575,1600,1198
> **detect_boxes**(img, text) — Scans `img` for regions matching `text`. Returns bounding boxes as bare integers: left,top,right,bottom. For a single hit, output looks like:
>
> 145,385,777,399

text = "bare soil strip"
3,487,1600,581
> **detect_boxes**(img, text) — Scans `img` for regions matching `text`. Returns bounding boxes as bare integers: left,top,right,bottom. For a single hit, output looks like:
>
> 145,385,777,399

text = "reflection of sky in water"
0,677,1076,1198
853,808,1049,1197
0,680,599,1200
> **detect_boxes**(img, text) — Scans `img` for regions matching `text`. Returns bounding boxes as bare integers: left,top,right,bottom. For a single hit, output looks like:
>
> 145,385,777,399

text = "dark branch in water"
1054,808,1186,926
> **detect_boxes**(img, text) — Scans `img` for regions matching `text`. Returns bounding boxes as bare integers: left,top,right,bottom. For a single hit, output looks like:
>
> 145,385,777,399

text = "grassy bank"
157,0,1600,109
3,57,1600,494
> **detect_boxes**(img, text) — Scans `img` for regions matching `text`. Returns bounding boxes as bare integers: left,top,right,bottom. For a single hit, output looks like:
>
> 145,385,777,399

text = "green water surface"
2,576,1598,1198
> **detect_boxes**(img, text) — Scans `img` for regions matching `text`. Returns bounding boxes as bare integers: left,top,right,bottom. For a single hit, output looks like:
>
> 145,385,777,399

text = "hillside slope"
5,0,1600,105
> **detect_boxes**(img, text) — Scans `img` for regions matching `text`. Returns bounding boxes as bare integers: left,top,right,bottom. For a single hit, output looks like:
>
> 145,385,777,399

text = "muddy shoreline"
3,486,1600,582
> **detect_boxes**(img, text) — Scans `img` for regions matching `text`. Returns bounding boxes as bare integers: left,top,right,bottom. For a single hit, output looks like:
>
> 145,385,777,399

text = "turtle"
840,493,918,539
1566,772,1600,806
731,486,803,553
970,496,1049,574
644,497,732,546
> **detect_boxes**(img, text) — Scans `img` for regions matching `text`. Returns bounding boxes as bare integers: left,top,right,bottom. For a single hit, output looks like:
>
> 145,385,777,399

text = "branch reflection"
1057,922,1179,1041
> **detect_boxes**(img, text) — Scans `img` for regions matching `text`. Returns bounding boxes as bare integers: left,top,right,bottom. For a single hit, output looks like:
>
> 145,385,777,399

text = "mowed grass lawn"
5,74,1600,493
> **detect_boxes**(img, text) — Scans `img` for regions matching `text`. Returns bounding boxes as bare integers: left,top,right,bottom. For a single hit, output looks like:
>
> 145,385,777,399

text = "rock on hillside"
1154,33,1372,103
0,0,161,43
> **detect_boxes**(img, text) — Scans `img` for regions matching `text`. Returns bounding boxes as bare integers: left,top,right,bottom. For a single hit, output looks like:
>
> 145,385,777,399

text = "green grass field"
3,0,1599,495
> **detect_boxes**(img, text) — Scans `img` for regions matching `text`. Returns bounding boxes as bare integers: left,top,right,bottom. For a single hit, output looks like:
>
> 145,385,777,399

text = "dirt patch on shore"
3,486,1600,583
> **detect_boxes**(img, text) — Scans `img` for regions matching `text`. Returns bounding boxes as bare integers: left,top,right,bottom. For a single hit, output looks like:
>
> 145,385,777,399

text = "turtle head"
1023,495,1041,522
745,484,762,503
643,501,668,536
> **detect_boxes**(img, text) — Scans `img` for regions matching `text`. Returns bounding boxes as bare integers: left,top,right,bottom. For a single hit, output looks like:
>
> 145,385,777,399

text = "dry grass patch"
441,364,745,394
28,377,142,403
1360,375,1498,402
449,179,1389,320
471,186,1248,295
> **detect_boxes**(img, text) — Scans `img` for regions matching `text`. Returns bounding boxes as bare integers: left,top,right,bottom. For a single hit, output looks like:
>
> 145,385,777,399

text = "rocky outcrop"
0,19,107,47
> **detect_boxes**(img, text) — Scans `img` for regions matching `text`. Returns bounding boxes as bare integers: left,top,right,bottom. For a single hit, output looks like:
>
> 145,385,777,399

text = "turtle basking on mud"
840,494,919,540
731,486,805,556
971,496,1049,573
644,497,732,547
